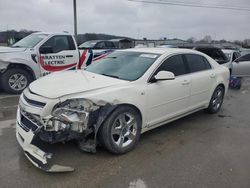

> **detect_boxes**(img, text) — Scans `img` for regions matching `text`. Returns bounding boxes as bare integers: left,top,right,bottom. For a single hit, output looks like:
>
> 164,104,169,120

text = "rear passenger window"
185,54,211,73
155,55,187,76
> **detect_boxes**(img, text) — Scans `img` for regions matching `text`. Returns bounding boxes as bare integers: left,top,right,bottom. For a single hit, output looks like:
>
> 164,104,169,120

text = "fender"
0,60,9,74
78,103,117,153
0,53,41,79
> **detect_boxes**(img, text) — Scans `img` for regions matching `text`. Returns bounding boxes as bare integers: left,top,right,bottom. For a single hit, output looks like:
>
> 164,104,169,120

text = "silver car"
232,54,250,77
222,49,241,74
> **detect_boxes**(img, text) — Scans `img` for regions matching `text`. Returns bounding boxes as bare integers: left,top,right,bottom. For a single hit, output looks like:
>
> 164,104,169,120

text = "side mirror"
40,46,53,54
153,71,175,82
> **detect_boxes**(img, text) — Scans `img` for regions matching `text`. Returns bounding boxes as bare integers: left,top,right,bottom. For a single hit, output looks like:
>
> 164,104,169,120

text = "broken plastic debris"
46,164,75,172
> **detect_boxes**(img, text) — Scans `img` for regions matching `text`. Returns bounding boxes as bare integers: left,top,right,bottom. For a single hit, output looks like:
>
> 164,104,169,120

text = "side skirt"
142,106,205,133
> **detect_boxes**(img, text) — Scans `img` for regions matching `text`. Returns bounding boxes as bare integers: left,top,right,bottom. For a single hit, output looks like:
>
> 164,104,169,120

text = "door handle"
210,73,216,78
66,55,73,58
181,80,190,85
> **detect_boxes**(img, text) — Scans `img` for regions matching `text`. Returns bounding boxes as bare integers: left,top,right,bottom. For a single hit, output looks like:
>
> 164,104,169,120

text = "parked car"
222,49,241,73
222,49,241,63
240,48,250,56
0,32,96,94
78,40,116,58
232,53,250,77
16,48,229,172
194,46,229,67
156,44,176,48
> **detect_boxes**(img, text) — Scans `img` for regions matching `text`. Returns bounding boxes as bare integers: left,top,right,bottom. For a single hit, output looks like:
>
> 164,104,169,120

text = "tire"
205,85,225,114
99,106,142,154
0,68,33,94
0,78,2,92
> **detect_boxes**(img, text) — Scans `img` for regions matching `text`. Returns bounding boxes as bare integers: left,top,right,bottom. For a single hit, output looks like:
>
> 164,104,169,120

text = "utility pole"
6,25,9,45
73,0,77,37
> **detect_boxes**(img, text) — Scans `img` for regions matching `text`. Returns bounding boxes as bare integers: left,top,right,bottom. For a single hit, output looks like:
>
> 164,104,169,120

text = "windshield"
85,51,159,81
79,41,97,48
12,34,47,48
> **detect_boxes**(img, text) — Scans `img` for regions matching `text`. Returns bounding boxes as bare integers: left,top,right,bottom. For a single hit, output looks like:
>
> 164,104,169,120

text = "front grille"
19,110,43,132
23,94,46,108
20,113,39,132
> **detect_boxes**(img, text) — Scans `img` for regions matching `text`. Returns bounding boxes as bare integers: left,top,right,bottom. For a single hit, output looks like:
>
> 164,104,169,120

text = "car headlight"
52,99,97,124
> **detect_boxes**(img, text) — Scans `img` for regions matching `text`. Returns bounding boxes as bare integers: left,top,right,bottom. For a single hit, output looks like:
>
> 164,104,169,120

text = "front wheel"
99,106,142,154
205,85,225,114
0,68,32,94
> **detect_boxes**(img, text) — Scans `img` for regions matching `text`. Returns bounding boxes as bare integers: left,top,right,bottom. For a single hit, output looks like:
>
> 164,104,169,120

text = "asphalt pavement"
0,80,250,188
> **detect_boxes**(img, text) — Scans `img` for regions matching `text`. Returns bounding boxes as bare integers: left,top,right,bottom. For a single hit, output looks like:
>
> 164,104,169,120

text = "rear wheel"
0,68,32,94
206,85,225,114
99,106,142,154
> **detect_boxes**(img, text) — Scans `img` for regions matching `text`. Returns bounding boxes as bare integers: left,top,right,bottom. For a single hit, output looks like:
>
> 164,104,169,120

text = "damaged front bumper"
16,107,74,172
16,90,118,172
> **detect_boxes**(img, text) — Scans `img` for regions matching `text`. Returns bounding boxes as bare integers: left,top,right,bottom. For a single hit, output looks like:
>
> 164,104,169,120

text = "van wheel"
0,68,32,94
99,106,142,154
205,85,225,114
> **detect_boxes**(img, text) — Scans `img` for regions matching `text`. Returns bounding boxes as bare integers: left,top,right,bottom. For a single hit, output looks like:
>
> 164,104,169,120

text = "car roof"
33,31,72,36
123,47,203,56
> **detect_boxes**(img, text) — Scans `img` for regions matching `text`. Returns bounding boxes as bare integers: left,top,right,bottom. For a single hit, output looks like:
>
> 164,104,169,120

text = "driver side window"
40,36,74,54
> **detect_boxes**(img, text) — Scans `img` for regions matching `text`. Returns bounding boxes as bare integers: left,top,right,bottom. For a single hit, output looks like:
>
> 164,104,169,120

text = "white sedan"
16,48,229,171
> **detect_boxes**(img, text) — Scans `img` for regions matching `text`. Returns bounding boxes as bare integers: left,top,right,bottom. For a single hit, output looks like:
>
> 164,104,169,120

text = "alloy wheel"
212,88,223,111
8,73,28,91
111,112,138,148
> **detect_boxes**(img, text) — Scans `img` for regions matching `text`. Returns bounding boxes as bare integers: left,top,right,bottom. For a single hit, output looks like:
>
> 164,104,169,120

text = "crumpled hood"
29,70,128,99
0,46,26,53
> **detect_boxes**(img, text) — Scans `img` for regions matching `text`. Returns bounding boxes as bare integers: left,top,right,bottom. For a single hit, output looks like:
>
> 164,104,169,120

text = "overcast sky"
0,0,249,41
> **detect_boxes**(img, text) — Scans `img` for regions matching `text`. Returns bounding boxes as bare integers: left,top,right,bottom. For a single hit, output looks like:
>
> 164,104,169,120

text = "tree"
243,39,250,48
187,37,196,43
202,35,212,43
